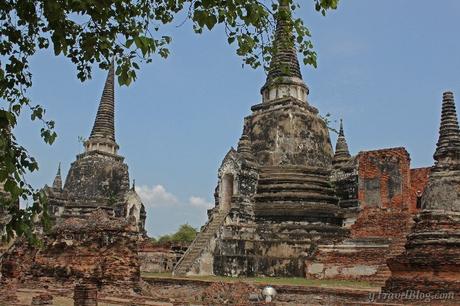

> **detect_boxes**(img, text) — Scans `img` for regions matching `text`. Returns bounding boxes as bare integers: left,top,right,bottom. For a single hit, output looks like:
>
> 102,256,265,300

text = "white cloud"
189,196,213,209
136,183,213,211
136,185,178,207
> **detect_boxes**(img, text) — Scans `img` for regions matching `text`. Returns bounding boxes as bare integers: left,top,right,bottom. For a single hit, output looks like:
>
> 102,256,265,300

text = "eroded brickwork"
357,148,412,209
350,207,414,239
306,147,429,284
138,241,187,273
1,210,141,290
409,167,431,212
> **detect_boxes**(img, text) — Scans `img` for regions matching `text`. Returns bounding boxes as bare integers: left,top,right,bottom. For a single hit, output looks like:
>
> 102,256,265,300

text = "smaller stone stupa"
383,91,460,297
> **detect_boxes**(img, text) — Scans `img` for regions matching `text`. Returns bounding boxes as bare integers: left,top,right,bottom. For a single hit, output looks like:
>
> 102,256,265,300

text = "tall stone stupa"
174,0,347,276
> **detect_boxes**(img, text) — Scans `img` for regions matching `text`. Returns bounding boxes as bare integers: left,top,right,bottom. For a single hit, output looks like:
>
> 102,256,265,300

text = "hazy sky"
15,1,460,236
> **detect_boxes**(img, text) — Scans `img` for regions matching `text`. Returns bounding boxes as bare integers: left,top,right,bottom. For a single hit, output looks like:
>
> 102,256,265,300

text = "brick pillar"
74,283,98,306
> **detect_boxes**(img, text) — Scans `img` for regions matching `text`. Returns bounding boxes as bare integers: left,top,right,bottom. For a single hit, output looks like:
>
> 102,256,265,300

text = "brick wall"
357,147,412,209
409,167,431,212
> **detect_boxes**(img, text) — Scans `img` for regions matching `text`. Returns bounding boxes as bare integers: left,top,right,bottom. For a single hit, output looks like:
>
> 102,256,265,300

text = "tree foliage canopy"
153,224,198,244
0,0,338,241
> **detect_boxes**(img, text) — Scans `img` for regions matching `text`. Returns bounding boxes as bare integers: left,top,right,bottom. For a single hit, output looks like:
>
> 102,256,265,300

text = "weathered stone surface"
333,120,351,168
45,66,146,236
260,0,308,104
175,4,348,277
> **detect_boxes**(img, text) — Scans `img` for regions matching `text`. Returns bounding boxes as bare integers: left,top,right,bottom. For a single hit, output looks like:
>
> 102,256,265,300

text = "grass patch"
141,272,379,289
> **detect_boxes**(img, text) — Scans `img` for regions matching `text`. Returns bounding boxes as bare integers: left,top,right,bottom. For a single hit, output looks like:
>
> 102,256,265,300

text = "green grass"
141,272,379,289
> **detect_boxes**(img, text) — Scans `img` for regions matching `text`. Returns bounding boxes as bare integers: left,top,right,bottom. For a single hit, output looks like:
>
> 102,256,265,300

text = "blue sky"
15,0,460,236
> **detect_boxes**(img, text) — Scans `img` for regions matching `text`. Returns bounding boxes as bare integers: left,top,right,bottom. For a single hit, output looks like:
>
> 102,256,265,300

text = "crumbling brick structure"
138,240,187,273
0,67,148,291
306,147,431,283
1,209,140,290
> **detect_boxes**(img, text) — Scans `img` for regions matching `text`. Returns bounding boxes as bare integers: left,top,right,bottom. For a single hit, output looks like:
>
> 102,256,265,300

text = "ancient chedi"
44,65,146,234
1,65,145,289
174,1,348,277
383,91,460,296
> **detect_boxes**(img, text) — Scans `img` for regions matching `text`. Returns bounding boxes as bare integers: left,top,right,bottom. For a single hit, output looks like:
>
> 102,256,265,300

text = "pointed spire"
237,129,255,162
52,162,63,190
85,63,119,154
132,179,136,191
433,91,460,166
260,0,308,103
333,119,351,167
338,119,345,137
267,0,302,82
90,64,115,141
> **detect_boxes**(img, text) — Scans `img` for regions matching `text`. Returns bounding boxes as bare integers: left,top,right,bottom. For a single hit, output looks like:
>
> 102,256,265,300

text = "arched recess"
221,173,234,211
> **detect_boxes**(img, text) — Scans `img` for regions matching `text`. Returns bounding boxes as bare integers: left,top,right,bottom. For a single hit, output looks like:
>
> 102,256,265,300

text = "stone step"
258,173,331,181
257,182,334,189
257,185,336,196
174,211,228,275
254,192,338,202
259,166,330,176
257,179,332,189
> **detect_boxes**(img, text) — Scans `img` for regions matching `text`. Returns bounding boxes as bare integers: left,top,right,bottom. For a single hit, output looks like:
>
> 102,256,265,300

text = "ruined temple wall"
138,242,187,273
357,148,412,209
1,211,141,290
306,148,427,283
409,167,431,212
350,207,414,239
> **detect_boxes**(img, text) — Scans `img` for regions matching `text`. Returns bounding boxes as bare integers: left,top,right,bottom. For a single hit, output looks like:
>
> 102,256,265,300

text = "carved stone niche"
217,149,241,211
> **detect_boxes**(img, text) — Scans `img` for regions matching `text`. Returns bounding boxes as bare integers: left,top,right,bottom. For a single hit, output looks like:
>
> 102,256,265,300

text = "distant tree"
157,234,172,244
0,0,339,242
154,224,198,245
171,224,197,243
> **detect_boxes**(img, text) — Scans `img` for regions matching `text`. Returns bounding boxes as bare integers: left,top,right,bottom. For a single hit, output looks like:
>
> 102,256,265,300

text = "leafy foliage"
0,0,338,242
154,224,198,244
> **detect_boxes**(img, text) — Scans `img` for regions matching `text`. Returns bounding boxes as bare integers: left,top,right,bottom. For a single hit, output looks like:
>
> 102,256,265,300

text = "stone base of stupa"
382,210,460,300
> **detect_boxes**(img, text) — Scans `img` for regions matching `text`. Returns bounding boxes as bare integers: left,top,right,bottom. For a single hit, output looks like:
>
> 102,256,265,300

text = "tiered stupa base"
213,166,348,277
382,210,460,298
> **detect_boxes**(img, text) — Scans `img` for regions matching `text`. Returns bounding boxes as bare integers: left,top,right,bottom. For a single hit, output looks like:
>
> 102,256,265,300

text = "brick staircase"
173,209,228,276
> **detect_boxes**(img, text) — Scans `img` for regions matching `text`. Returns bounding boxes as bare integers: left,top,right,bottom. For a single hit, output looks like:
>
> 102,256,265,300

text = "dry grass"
141,272,379,289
